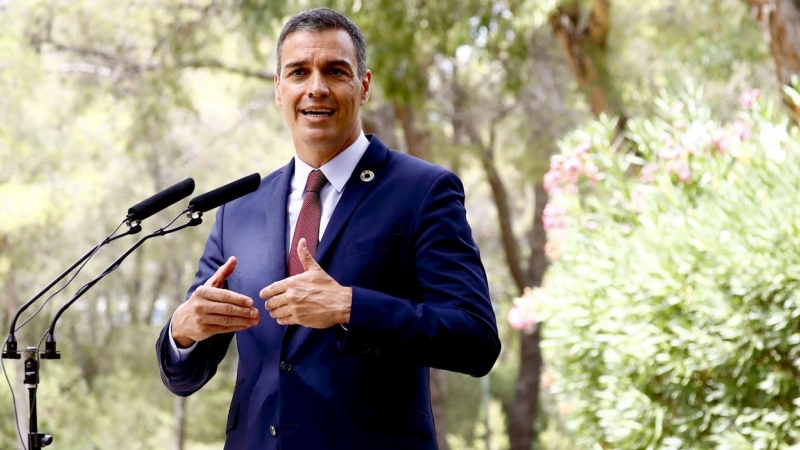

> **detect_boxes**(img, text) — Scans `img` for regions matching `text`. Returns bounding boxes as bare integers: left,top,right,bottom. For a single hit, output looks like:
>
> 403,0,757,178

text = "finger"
202,313,260,328
205,256,238,288
297,238,321,272
260,279,288,300
268,305,291,320
276,317,294,326
196,286,254,307
264,293,287,312
201,300,259,319
271,308,294,325
204,323,258,335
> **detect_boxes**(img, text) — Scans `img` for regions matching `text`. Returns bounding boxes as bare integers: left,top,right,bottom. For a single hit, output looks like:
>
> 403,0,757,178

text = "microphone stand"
23,347,51,449
2,211,201,450
2,220,141,450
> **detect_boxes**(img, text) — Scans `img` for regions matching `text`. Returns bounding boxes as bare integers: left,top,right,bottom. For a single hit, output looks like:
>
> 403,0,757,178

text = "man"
156,8,500,450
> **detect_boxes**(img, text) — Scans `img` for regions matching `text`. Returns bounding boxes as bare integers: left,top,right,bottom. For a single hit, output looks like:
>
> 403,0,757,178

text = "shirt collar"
292,132,370,193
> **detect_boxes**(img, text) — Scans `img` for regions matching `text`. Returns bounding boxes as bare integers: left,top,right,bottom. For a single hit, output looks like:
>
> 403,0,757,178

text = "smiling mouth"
301,109,335,117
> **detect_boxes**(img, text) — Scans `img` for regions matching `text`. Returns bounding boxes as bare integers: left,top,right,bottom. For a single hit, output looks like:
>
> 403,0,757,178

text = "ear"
360,70,372,106
274,72,282,106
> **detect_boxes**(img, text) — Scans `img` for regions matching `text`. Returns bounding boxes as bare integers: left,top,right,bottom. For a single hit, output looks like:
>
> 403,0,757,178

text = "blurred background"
2,0,800,448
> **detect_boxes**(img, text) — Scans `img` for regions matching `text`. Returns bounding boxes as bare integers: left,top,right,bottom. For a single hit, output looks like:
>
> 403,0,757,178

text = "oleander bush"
536,82,800,449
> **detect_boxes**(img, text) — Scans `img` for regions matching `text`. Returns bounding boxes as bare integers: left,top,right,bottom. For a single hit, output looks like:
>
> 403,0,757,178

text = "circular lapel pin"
360,170,375,182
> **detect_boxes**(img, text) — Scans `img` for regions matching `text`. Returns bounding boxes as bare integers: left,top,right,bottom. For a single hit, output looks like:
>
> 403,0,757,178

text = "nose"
307,71,330,98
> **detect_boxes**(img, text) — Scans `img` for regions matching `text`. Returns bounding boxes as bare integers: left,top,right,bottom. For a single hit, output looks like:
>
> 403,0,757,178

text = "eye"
289,68,305,76
329,68,346,76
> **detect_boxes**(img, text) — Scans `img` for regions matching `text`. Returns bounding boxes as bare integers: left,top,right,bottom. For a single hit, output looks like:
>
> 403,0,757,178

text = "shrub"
536,83,800,449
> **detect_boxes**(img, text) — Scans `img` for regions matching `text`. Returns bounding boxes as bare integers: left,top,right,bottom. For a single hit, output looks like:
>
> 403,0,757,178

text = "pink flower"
621,224,632,234
712,129,729,153
508,306,537,331
543,170,562,195
563,155,583,182
631,188,646,213
739,88,761,110
584,162,600,185
508,287,539,331
544,240,561,260
658,136,682,160
675,162,691,183
658,145,682,161
543,203,567,231
572,141,591,156
639,163,659,183
732,119,752,141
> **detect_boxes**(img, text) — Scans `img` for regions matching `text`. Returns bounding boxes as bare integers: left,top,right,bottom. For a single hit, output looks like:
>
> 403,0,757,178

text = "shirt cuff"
167,321,197,364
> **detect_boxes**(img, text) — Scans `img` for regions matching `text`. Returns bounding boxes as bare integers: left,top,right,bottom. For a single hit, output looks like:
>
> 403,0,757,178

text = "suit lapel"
315,136,389,267
264,159,294,283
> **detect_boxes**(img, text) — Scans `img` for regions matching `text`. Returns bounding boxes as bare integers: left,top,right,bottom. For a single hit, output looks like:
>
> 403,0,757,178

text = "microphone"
188,173,261,213
127,178,195,222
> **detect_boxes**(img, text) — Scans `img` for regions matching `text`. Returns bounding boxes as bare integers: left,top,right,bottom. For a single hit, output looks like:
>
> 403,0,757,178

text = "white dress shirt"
287,132,370,251
167,132,370,362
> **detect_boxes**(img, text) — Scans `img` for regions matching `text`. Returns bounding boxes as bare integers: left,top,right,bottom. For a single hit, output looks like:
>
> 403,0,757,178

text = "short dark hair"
276,8,367,78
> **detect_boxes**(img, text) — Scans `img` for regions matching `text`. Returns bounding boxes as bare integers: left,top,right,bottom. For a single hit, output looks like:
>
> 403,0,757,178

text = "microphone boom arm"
42,211,202,359
2,221,142,359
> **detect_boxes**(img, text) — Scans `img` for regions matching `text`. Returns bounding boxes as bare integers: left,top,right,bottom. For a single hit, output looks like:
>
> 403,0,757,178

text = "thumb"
205,256,237,288
297,238,321,272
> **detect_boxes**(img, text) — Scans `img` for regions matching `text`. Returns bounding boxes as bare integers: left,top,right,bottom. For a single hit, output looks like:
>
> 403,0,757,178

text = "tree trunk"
549,0,622,122
526,183,550,290
394,102,432,161
478,150,527,291
457,63,550,446
749,0,800,119
362,102,400,150
509,326,543,450
509,183,548,450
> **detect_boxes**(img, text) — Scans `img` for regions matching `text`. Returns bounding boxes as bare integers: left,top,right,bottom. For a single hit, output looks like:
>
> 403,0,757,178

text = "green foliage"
0,0,792,448
447,398,510,450
541,85,800,448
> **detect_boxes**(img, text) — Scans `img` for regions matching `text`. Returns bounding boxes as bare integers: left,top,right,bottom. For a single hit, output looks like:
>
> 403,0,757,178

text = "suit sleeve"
155,206,235,396
340,171,501,377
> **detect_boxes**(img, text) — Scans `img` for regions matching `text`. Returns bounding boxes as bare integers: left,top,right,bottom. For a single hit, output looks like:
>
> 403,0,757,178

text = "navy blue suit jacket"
156,136,500,449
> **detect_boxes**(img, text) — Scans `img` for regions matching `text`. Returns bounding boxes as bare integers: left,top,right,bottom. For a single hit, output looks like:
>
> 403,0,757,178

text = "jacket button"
279,361,293,372
269,425,277,437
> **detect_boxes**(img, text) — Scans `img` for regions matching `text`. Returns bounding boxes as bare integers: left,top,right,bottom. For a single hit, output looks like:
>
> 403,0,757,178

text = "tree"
748,0,800,118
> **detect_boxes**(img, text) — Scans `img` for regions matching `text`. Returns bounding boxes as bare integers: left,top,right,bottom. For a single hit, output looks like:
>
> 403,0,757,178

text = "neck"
295,127,361,168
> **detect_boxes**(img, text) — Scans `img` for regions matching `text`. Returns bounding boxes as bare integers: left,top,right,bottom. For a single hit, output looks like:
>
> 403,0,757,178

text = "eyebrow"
282,59,355,71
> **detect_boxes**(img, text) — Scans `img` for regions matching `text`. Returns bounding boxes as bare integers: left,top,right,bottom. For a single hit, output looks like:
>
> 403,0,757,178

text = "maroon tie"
288,169,328,276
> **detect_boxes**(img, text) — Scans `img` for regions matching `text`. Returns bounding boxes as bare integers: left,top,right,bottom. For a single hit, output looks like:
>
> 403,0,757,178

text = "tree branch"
45,40,274,81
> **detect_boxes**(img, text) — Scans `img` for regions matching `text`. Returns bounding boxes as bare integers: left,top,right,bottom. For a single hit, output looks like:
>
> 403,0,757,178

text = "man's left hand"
260,238,352,328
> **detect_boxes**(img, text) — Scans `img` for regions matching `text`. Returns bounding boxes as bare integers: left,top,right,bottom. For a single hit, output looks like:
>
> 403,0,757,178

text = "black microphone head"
189,173,261,213
127,178,195,222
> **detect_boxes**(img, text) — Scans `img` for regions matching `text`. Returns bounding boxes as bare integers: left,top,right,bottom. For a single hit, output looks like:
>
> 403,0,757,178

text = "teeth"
303,110,334,116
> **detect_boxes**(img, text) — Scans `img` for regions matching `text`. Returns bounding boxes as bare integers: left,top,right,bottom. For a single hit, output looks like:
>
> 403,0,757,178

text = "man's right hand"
171,256,260,348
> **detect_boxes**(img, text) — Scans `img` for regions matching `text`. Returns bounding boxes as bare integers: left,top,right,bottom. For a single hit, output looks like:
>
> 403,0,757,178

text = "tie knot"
305,169,327,193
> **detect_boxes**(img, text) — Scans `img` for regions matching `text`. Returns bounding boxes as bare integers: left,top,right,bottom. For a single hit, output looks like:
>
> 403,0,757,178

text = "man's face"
275,29,371,166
